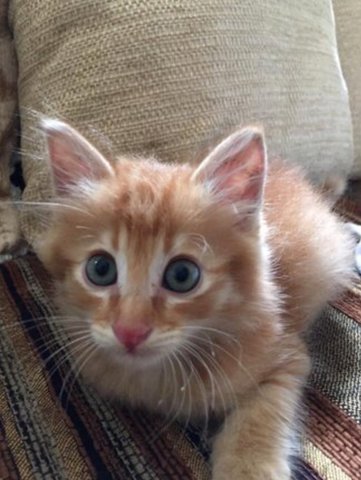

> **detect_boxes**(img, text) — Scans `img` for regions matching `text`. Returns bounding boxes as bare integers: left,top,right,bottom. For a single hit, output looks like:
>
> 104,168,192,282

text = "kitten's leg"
211,340,309,480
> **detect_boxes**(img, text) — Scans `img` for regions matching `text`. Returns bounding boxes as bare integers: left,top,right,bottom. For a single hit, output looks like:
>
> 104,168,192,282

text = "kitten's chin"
108,345,166,370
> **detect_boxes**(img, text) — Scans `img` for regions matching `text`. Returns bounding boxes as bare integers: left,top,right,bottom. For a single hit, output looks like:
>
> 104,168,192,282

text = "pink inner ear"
48,134,92,191
214,137,266,205
49,135,92,191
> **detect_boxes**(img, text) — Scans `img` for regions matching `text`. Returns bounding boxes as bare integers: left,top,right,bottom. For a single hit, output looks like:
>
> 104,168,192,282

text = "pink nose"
112,323,152,352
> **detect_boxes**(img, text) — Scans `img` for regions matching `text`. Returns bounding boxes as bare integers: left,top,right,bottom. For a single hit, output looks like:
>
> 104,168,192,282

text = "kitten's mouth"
123,345,152,356
113,343,165,367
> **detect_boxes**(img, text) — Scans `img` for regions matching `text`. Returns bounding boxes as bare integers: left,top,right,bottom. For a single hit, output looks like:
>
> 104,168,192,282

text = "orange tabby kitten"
38,120,353,480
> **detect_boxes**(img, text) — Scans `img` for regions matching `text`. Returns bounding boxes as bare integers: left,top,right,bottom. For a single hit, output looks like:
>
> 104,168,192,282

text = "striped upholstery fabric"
0,200,360,479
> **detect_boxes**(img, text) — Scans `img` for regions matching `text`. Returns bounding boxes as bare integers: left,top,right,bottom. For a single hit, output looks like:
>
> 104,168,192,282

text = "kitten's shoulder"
264,160,353,329
265,160,321,205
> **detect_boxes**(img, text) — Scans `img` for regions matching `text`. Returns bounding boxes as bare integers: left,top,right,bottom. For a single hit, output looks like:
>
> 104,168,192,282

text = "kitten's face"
39,121,272,375
41,159,262,370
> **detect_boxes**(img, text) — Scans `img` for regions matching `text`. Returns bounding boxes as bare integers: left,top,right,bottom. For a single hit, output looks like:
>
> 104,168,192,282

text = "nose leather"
112,323,152,351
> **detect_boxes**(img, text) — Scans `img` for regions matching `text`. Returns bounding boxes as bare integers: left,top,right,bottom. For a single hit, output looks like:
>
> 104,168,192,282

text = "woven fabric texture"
8,0,354,247
0,197,360,479
333,0,361,177
0,0,20,254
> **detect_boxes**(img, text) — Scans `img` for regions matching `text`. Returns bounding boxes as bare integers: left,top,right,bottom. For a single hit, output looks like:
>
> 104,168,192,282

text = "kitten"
38,120,354,480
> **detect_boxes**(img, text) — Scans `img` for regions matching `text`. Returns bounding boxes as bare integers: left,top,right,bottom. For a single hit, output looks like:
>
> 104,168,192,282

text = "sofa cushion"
333,0,361,178
8,0,354,248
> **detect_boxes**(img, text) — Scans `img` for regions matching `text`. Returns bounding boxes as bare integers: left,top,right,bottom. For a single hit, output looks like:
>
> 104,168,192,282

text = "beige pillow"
333,0,361,177
9,0,353,247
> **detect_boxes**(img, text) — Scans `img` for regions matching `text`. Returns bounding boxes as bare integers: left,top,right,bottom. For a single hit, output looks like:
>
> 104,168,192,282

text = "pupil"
95,257,110,276
175,265,189,283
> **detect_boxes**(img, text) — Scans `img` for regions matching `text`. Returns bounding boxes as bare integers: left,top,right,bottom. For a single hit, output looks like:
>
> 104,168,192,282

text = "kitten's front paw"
212,458,291,480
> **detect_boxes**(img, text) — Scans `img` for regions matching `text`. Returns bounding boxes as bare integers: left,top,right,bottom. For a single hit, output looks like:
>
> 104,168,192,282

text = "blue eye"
163,258,201,293
85,253,117,286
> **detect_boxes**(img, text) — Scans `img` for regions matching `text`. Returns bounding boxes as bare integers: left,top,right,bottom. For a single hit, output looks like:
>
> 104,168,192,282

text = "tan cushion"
333,0,361,177
9,0,353,247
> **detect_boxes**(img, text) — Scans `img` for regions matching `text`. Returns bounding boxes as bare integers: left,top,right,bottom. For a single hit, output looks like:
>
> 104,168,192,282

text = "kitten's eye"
85,253,117,286
163,258,200,293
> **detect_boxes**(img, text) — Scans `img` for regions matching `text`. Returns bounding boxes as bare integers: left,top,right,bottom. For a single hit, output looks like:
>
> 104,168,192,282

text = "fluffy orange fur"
38,121,354,480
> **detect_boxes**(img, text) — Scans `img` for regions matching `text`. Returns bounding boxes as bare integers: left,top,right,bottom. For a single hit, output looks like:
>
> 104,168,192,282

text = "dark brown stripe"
335,197,361,223
292,458,324,480
0,418,21,480
306,390,361,479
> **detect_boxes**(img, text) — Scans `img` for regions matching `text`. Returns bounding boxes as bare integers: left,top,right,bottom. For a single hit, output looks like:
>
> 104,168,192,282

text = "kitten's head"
39,120,278,378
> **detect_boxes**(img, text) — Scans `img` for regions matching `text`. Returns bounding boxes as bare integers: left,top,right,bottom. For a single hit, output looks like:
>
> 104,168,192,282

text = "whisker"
150,351,189,444
44,334,93,381
10,200,95,217
184,340,236,418
183,330,258,391
49,341,96,430
1,318,86,331
182,340,216,410
182,233,214,257
182,325,241,346
15,331,91,367
177,345,210,438
147,355,176,443
62,342,98,411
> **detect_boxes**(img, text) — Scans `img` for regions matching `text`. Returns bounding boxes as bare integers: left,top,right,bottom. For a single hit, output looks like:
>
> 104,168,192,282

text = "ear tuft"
41,118,114,195
192,127,267,226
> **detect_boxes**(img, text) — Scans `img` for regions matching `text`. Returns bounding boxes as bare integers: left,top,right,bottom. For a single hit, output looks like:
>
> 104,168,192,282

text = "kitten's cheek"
90,323,119,349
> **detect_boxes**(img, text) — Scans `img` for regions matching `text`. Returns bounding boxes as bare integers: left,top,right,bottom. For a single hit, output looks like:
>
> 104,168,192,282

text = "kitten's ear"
192,127,266,227
41,119,114,194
